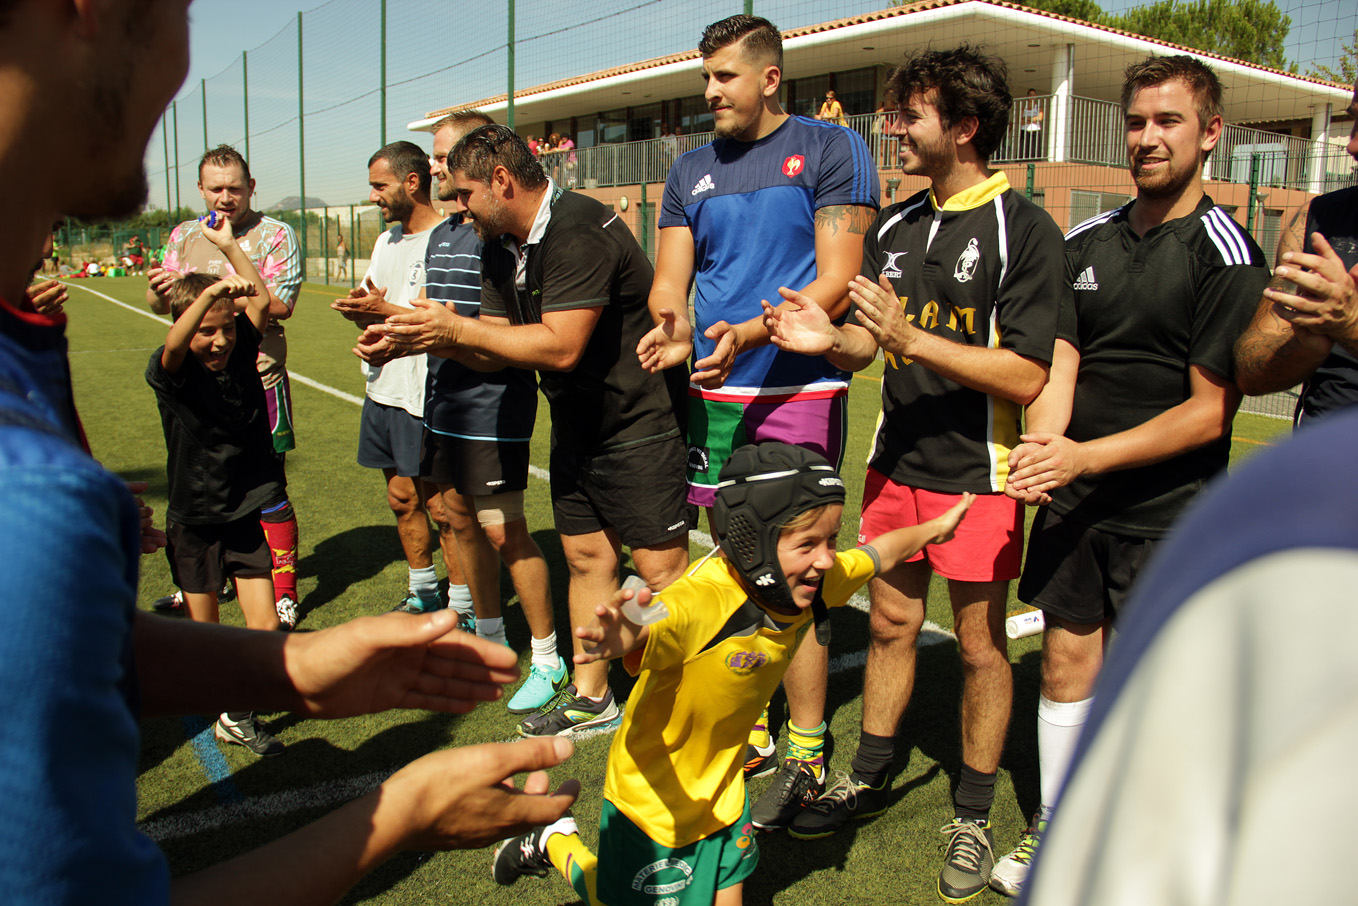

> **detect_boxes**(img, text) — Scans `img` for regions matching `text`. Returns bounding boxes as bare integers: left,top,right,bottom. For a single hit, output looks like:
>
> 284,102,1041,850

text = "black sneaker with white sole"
516,684,620,737
214,713,284,757
788,771,889,839
491,821,566,885
751,758,824,830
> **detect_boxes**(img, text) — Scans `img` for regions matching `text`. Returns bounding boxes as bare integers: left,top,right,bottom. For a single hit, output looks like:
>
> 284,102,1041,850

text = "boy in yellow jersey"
492,443,971,905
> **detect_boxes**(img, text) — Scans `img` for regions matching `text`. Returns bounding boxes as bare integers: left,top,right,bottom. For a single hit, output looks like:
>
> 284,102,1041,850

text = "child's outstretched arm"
574,585,654,665
866,493,975,574
160,275,257,374
199,213,272,334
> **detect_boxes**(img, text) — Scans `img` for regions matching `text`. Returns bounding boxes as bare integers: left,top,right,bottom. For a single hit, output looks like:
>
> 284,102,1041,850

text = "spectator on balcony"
1020,88,1045,160
817,89,847,126
874,89,899,168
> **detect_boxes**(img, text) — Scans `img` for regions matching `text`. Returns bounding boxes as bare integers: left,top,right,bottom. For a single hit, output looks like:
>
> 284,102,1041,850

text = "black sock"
850,731,895,787
954,763,997,821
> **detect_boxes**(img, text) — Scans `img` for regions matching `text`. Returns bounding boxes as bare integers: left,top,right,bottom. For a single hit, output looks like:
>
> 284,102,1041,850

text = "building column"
1050,44,1074,163
1309,102,1333,195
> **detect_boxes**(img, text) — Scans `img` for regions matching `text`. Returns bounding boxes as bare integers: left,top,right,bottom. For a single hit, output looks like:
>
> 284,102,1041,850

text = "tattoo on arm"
815,204,876,236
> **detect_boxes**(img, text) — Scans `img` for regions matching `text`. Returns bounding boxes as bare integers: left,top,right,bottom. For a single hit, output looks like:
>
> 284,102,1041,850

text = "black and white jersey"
1296,186,1358,423
1051,195,1269,537
865,171,1065,494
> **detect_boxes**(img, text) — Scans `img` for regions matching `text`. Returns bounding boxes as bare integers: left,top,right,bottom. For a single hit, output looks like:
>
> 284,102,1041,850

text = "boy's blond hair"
167,272,225,321
778,503,838,535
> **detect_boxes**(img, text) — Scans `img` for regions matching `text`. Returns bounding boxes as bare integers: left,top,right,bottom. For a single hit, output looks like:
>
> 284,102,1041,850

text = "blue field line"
180,715,244,804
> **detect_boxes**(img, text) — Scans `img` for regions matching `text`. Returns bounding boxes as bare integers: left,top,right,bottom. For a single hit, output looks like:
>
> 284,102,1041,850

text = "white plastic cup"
1005,610,1045,639
620,574,669,625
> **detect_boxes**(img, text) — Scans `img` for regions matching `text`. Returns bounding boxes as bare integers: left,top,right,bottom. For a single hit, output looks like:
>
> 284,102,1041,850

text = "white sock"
478,616,507,646
1037,694,1094,809
447,583,474,615
530,632,559,669
409,566,438,599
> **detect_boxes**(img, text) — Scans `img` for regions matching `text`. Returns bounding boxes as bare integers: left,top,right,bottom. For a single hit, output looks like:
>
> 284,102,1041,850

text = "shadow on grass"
299,524,408,615
144,708,470,890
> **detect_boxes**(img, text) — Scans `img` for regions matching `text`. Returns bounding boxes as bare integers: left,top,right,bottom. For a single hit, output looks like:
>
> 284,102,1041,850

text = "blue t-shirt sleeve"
814,127,880,210
0,456,169,903
658,156,691,229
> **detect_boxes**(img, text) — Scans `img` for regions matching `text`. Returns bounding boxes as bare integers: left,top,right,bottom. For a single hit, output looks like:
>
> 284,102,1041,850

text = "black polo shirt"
480,188,685,454
1051,196,1269,537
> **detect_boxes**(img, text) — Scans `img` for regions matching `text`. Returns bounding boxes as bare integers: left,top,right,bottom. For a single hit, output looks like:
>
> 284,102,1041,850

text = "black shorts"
550,435,696,548
165,515,272,594
357,398,426,477
1017,507,1158,626
420,429,529,496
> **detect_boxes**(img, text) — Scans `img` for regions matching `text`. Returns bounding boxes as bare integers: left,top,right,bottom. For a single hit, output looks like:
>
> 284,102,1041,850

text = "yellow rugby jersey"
603,547,878,848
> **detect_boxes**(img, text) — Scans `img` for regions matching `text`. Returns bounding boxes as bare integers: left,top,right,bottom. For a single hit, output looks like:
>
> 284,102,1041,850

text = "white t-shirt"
361,224,432,416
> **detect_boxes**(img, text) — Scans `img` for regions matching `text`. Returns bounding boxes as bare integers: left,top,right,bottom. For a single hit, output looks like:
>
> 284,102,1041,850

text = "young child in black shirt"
146,214,287,756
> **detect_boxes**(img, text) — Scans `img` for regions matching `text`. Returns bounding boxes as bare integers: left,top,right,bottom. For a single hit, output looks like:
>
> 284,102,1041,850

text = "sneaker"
152,590,183,613
937,818,996,903
219,580,235,602
453,609,477,634
506,655,569,713
391,590,446,615
491,825,554,885
274,595,298,630
517,684,621,737
788,771,889,839
990,812,1047,896
214,713,284,757
751,758,825,830
744,742,778,780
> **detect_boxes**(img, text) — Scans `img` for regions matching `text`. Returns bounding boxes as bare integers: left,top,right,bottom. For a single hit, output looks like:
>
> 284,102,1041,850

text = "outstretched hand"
692,321,741,389
764,286,836,355
381,737,580,852
283,609,521,718
574,585,651,664
636,307,693,374
927,493,974,545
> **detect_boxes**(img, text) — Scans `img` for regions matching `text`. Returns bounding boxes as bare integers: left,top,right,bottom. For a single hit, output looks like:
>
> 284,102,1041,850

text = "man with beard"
635,15,879,828
147,144,303,629
373,125,696,738
333,140,457,616
764,47,1063,902
1234,78,1358,423
0,2,579,901
394,110,563,711
990,55,1269,898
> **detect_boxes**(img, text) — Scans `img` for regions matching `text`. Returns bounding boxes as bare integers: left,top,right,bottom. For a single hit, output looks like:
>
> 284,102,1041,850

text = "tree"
1020,0,1106,23
1103,0,1292,70
1306,29,1357,86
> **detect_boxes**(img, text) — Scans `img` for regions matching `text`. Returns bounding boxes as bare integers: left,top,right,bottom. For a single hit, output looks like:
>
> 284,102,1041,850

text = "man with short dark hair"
1234,78,1358,422
766,46,1064,901
374,125,696,738
146,143,303,628
333,140,457,617
991,54,1269,898
637,14,879,827
407,110,564,712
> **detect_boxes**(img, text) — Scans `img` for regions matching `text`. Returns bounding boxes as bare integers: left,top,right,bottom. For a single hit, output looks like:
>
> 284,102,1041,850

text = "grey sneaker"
516,684,620,737
990,811,1047,896
214,713,284,757
938,817,996,903
391,590,446,615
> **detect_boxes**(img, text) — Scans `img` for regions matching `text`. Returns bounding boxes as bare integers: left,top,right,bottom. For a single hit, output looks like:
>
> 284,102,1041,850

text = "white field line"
77,282,956,840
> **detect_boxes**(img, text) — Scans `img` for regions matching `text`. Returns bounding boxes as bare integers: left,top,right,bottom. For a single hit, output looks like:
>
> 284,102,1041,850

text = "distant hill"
267,195,329,212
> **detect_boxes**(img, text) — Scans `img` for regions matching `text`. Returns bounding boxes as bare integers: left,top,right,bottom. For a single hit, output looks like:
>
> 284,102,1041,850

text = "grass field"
65,275,1288,905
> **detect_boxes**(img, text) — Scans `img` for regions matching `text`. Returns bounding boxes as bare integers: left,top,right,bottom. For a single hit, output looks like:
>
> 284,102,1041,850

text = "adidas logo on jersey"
1073,266,1099,290
691,174,716,196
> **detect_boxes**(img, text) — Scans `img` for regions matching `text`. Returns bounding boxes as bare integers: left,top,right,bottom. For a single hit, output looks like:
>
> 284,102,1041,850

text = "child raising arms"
493,443,971,905
146,213,288,756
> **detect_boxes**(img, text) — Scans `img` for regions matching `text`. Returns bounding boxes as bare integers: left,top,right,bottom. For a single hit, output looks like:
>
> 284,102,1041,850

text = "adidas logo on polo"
691,174,716,196
1073,266,1099,290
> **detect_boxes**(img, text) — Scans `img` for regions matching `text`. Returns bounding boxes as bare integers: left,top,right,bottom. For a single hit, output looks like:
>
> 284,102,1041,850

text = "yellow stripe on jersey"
603,549,877,849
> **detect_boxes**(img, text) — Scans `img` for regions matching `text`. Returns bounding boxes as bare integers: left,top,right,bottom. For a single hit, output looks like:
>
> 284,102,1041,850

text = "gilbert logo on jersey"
782,155,804,178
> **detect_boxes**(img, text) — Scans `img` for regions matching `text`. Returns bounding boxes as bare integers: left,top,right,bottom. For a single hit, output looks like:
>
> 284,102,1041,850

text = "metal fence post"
298,11,308,279
349,204,357,289
507,0,515,129
162,116,171,215
201,78,208,153
172,101,180,214
1026,162,1035,200
380,0,387,146
243,50,250,163
1247,152,1260,235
